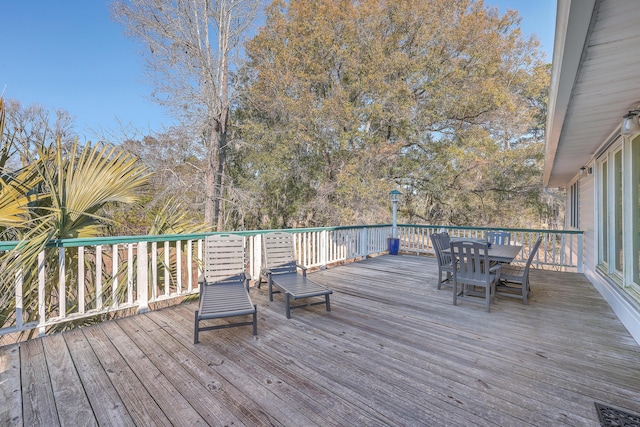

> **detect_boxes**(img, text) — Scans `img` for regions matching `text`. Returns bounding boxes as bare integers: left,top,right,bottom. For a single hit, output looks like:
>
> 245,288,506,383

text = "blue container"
388,238,400,255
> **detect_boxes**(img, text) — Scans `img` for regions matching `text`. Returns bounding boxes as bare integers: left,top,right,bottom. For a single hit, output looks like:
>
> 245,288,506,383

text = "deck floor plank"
0,344,22,426
41,334,97,426
291,296,596,426
97,320,209,426
149,303,352,426
63,328,136,427
118,313,252,426
81,324,173,426
5,254,640,426
20,338,60,427
166,302,426,426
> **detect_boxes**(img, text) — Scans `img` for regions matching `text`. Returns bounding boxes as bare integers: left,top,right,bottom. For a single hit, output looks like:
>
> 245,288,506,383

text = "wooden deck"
2,254,640,426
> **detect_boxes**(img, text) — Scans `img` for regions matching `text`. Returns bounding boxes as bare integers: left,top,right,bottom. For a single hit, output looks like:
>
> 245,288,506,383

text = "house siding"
579,172,596,269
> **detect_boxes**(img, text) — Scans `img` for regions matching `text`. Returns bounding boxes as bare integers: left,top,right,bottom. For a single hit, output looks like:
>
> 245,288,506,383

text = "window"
600,160,608,265
633,137,640,287
569,181,579,228
614,150,623,274
597,135,640,300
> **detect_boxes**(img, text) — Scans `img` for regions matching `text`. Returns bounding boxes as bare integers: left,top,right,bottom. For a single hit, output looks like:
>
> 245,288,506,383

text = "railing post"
197,239,203,279
96,245,103,310
321,230,327,268
58,247,66,319
112,244,119,308
577,233,584,273
137,241,148,313
15,270,23,330
176,240,182,294
38,250,46,336
78,246,85,314
127,244,134,305
360,227,368,258
151,242,158,300
251,234,262,283
187,240,193,292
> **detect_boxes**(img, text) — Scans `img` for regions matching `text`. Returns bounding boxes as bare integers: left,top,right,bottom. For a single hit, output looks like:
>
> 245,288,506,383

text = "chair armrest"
489,264,502,274
297,264,307,277
243,272,251,291
489,264,502,282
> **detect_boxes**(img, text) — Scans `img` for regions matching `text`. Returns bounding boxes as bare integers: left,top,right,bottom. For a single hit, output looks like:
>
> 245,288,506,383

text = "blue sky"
0,0,556,143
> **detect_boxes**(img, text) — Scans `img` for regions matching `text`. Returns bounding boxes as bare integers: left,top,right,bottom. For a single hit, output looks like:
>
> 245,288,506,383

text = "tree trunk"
215,108,228,231
204,109,228,231
204,130,218,227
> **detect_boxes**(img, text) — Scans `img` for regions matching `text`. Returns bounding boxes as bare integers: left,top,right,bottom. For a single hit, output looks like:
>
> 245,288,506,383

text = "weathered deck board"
20,339,60,427
41,334,96,426
81,324,172,426
63,328,136,427
4,254,640,426
0,344,22,426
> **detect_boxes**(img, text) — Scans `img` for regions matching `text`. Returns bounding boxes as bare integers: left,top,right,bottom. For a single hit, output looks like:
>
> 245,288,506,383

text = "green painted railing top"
0,223,582,251
0,224,391,251
400,224,584,235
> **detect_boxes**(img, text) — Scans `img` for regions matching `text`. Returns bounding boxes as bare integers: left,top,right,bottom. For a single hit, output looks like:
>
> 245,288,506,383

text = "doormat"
595,402,640,427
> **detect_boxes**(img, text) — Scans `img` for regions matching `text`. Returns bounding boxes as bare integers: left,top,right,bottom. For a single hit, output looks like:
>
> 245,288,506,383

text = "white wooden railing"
0,224,582,337
397,225,584,272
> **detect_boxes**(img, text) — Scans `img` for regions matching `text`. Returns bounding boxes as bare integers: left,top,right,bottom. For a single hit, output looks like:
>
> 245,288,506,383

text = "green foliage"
233,0,552,229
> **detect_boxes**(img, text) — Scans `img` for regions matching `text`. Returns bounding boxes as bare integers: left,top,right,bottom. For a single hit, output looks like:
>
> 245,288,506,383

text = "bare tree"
111,0,260,229
3,99,76,167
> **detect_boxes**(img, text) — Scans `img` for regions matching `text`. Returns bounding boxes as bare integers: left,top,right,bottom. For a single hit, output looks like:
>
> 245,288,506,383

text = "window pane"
634,137,640,285
615,150,623,273
601,160,608,264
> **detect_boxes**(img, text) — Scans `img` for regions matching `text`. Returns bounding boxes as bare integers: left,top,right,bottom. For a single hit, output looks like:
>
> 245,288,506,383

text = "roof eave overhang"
543,0,597,188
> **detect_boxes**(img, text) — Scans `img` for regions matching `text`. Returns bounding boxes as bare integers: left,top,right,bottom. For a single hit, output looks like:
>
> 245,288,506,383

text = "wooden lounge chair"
496,236,542,305
430,232,453,289
194,234,257,344
450,240,502,312
259,231,332,319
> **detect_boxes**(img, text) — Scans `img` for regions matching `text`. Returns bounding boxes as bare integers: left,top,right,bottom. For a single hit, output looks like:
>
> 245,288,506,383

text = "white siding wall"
579,172,596,269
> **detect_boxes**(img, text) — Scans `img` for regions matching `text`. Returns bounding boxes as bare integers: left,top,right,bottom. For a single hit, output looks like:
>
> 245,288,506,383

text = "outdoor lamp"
389,189,402,204
622,110,640,135
389,190,402,239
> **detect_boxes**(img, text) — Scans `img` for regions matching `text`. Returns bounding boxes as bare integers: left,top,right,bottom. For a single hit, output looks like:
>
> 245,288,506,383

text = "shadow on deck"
2,255,640,426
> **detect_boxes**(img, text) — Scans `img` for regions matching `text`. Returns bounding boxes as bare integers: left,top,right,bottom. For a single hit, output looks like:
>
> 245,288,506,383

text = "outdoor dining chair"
450,240,502,312
430,232,453,289
487,231,511,245
495,236,543,305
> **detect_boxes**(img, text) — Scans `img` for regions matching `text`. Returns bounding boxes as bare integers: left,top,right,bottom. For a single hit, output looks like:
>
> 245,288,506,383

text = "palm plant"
0,96,152,336
0,99,41,238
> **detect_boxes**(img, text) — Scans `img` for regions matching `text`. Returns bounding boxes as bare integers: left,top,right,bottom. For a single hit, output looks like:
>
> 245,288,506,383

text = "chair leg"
252,305,258,335
523,279,529,305
485,285,491,312
437,269,443,290
452,280,458,306
325,294,331,312
286,293,291,319
194,310,199,344
268,278,274,302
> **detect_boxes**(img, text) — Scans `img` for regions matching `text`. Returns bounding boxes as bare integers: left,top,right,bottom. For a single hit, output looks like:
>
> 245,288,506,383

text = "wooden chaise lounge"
194,234,257,344
260,232,332,319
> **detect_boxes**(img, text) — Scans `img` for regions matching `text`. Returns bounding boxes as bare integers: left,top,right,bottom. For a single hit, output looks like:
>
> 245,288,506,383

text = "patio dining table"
443,238,522,264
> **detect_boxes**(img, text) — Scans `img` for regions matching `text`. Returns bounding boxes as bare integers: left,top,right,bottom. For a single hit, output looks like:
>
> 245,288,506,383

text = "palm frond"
149,198,212,235
36,138,152,239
